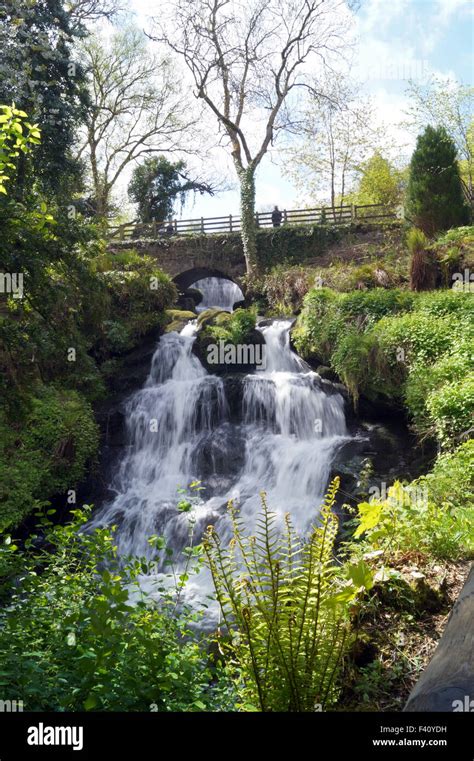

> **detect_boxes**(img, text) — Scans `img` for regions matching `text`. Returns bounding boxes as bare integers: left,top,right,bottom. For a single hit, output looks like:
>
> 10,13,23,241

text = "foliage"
352,440,474,560
430,225,474,287
204,478,373,711
0,105,41,194
295,282,473,448
97,255,177,352
257,265,312,313
405,77,473,209
0,388,99,530
128,156,213,224
351,152,404,208
254,223,343,271
406,126,469,236
0,507,237,711
406,227,437,291
201,307,257,345
426,376,474,447
0,1,89,199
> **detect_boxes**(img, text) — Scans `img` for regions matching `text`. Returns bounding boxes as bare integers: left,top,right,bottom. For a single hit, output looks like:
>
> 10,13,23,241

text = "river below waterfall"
89,278,429,624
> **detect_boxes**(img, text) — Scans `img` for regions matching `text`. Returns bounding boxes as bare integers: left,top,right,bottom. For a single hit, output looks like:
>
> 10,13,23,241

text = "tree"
153,0,355,275
406,126,469,237
283,77,381,215
76,26,193,219
352,152,404,207
128,156,214,224
405,77,474,210
0,0,90,199
0,105,41,195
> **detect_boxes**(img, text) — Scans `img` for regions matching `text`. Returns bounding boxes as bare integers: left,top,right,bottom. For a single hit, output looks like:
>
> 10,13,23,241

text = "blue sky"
126,0,473,219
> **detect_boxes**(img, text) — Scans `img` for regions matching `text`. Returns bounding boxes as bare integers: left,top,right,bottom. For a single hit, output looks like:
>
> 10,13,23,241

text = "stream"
89,278,427,624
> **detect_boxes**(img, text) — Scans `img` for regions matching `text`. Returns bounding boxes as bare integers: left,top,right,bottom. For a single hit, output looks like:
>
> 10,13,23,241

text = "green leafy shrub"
0,387,99,529
295,284,472,448
338,289,414,324
0,507,237,711
331,330,378,403
426,375,474,446
373,312,454,367
405,338,473,434
415,289,474,318
204,478,372,711
204,307,257,345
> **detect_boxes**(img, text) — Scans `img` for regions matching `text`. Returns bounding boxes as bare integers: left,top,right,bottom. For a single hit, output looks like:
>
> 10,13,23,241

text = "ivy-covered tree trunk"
238,166,259,276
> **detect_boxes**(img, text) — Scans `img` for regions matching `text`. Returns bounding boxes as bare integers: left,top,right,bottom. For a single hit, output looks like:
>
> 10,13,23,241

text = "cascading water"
192,276,244,312
91,279,350,622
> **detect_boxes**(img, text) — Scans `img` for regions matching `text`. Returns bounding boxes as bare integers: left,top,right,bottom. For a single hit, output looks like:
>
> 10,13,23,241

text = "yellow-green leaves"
0,104,41,194
354,501,384,538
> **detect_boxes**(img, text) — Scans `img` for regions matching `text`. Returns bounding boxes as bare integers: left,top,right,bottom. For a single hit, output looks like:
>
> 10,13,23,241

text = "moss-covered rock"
164,309,196,333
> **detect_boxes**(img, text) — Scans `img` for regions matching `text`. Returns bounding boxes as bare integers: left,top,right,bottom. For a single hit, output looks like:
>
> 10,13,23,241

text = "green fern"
204,478,369,711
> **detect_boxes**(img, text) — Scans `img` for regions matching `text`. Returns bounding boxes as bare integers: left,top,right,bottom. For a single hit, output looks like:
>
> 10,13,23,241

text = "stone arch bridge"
109,237,247,293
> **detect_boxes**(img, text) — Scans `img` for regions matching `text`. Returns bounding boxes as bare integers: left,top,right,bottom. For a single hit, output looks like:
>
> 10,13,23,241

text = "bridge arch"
172,267,245,292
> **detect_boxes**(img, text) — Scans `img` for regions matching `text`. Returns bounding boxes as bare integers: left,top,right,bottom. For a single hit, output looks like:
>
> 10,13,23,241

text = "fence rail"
108,202,400,241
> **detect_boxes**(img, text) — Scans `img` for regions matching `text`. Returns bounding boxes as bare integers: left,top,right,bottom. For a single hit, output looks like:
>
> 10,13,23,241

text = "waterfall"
91,279,349,622
192,276,244,312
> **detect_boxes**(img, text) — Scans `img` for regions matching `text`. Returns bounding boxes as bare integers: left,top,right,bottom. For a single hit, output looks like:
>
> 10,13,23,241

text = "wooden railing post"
110,201,402,240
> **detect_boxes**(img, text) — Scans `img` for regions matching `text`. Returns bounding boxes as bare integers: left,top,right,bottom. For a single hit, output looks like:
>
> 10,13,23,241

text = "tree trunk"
238,166,259,276
404,564,474,711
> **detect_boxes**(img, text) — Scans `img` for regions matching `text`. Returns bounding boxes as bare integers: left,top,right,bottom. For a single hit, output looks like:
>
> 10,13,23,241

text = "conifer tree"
407,126,469,236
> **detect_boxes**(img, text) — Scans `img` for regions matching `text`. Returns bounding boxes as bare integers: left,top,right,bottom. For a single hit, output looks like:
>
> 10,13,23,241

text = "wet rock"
316,364,339,383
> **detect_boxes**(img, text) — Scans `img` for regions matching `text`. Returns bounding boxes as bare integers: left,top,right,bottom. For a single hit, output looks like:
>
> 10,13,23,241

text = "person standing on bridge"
271,205,283,227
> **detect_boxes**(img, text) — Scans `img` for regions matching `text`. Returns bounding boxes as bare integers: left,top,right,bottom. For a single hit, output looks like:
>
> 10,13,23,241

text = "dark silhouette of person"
166,220,174,235
271,205,283,227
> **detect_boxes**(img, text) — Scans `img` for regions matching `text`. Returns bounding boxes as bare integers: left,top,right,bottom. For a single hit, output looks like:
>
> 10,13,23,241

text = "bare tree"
283,77,386,216
152,0,356,275
66,0,122,29
76,25,195,218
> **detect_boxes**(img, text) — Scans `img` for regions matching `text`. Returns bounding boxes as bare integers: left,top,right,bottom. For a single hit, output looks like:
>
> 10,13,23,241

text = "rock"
175,287,203,311
316,364,338,383
164,309,196,333
193,328,266,375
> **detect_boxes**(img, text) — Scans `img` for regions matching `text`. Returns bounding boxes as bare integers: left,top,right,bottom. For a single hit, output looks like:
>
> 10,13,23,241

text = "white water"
91,280,349,622
192,276,244,312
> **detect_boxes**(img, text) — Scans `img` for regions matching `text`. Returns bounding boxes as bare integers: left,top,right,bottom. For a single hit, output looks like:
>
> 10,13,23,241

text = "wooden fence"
109,202,400,241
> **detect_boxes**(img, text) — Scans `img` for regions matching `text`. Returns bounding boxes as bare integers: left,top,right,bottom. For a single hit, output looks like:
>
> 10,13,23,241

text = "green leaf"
84,693,98,710
354,501,384,538
345,560,374,591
